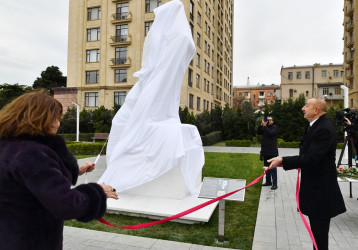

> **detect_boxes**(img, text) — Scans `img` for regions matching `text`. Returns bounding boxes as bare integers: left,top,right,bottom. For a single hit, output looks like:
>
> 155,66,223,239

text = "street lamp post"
72,102,80,142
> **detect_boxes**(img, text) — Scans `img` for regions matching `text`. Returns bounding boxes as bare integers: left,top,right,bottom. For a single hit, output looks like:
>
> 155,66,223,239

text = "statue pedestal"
78,156,217,223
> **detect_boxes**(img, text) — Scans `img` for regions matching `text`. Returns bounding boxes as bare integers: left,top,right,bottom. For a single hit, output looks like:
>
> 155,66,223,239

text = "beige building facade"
343,0,357,108
63,0,233,115
280,64,344,107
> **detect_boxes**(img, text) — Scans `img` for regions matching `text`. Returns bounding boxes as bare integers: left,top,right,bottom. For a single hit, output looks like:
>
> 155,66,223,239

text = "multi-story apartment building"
343,0,357,107
232,84,280,111
280,64,344,107
58,0,233,115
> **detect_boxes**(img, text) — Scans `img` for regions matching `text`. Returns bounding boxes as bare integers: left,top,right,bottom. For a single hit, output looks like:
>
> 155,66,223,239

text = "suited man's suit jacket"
283,115,346,219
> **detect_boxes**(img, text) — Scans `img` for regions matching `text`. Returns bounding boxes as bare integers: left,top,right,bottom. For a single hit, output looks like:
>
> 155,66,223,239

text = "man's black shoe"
262,183,272,186
271,185,278,190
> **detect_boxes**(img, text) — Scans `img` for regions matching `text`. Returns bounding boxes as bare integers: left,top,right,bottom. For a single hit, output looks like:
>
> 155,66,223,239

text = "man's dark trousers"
264,155,277,185
309,216,330,250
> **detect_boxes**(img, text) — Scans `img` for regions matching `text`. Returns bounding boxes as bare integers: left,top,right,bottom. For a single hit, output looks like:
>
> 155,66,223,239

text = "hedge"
66,142,107,155
225,139,251,147
59,133,94,142
201,131,222,146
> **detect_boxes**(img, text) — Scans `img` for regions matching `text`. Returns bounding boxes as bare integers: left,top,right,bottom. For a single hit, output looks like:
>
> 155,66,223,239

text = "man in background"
257,116,279,190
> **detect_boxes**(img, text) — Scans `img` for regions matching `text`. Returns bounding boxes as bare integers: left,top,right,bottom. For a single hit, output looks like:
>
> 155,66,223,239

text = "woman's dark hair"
0,89,63,137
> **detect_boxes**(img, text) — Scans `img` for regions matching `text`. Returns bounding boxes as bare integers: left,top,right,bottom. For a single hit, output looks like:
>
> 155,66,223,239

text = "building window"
189,94,194,108
85,92,98,107
306,91,309,97
197,12,201,25
86,70,99,83
333,70,339,77
115,47,127,64
323,87,329,95
297,72,301,79
188,68,193,87
334,87,341,95
145,0,161,12
288,72,293,80
267,92,271,97
197,97,201,110
114,91,126,106
88,7,101,20
196,74,200,88
87,28,100,41
196,53,200,67
253,94,256,100
114,69,127,82
116,3,129,20
86,49,100,63
322,70,327,78
305,71,310,79
289,89,293,97
267,100,271,104
259,91,265,98
341,71,344,77
190,1,194,21
145,22,153,36
115,25,128,42
197,33,201,47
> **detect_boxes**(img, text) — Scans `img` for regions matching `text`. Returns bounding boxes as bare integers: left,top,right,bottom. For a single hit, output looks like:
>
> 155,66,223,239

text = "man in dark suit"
267,98,346,250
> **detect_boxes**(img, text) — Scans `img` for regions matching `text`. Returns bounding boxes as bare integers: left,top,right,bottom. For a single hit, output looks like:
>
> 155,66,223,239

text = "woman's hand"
79,161,95,175
100,183,119,199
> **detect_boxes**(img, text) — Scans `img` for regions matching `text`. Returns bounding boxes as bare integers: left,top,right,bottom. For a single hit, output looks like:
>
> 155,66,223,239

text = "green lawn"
66,152,263,249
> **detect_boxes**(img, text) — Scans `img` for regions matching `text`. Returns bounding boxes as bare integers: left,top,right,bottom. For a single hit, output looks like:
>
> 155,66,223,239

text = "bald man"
267,98,346,250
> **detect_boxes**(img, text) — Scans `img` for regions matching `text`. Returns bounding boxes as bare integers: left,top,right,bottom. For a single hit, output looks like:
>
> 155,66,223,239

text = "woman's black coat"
0,135,107,250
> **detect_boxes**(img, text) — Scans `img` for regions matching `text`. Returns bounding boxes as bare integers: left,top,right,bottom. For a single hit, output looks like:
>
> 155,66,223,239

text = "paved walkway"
64,147,358,249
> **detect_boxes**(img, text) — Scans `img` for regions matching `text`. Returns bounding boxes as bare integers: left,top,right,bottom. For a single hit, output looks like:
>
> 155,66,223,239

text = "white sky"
0,0,345,87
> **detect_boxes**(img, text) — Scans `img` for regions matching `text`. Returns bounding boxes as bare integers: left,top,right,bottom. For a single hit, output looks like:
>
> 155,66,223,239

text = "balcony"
110,34,132,46
346,4,354,16
346,36,354,47
110,57,131,68
346,70,354,80
345,53,354,64
346,19,354,32
111,12,132,24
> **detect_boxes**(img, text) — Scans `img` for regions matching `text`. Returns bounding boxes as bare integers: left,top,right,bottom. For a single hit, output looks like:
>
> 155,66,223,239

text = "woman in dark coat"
0,90,118,250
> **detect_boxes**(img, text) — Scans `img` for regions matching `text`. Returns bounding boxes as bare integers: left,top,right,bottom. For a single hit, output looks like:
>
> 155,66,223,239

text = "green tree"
194,110,212,136
33,66,66,92
0,83,32,109
93,106,113,132
80,109,95,133
269,94,306,142
179,107,195,124
240,101,256,140
210,105,223,132
58,107,76,133
222,104,240,140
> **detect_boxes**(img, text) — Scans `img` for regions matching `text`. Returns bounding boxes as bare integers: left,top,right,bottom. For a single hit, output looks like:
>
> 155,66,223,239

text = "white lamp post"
72,102,80,142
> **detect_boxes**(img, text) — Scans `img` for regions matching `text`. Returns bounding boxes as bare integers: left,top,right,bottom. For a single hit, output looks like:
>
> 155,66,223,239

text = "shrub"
201,131,222,146
277,140,300,148
59,133,94,142
66,142,107,155
225,139,251,147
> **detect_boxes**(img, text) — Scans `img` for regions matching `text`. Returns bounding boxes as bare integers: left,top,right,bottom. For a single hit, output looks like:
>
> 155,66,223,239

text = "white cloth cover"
98,0,204,196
